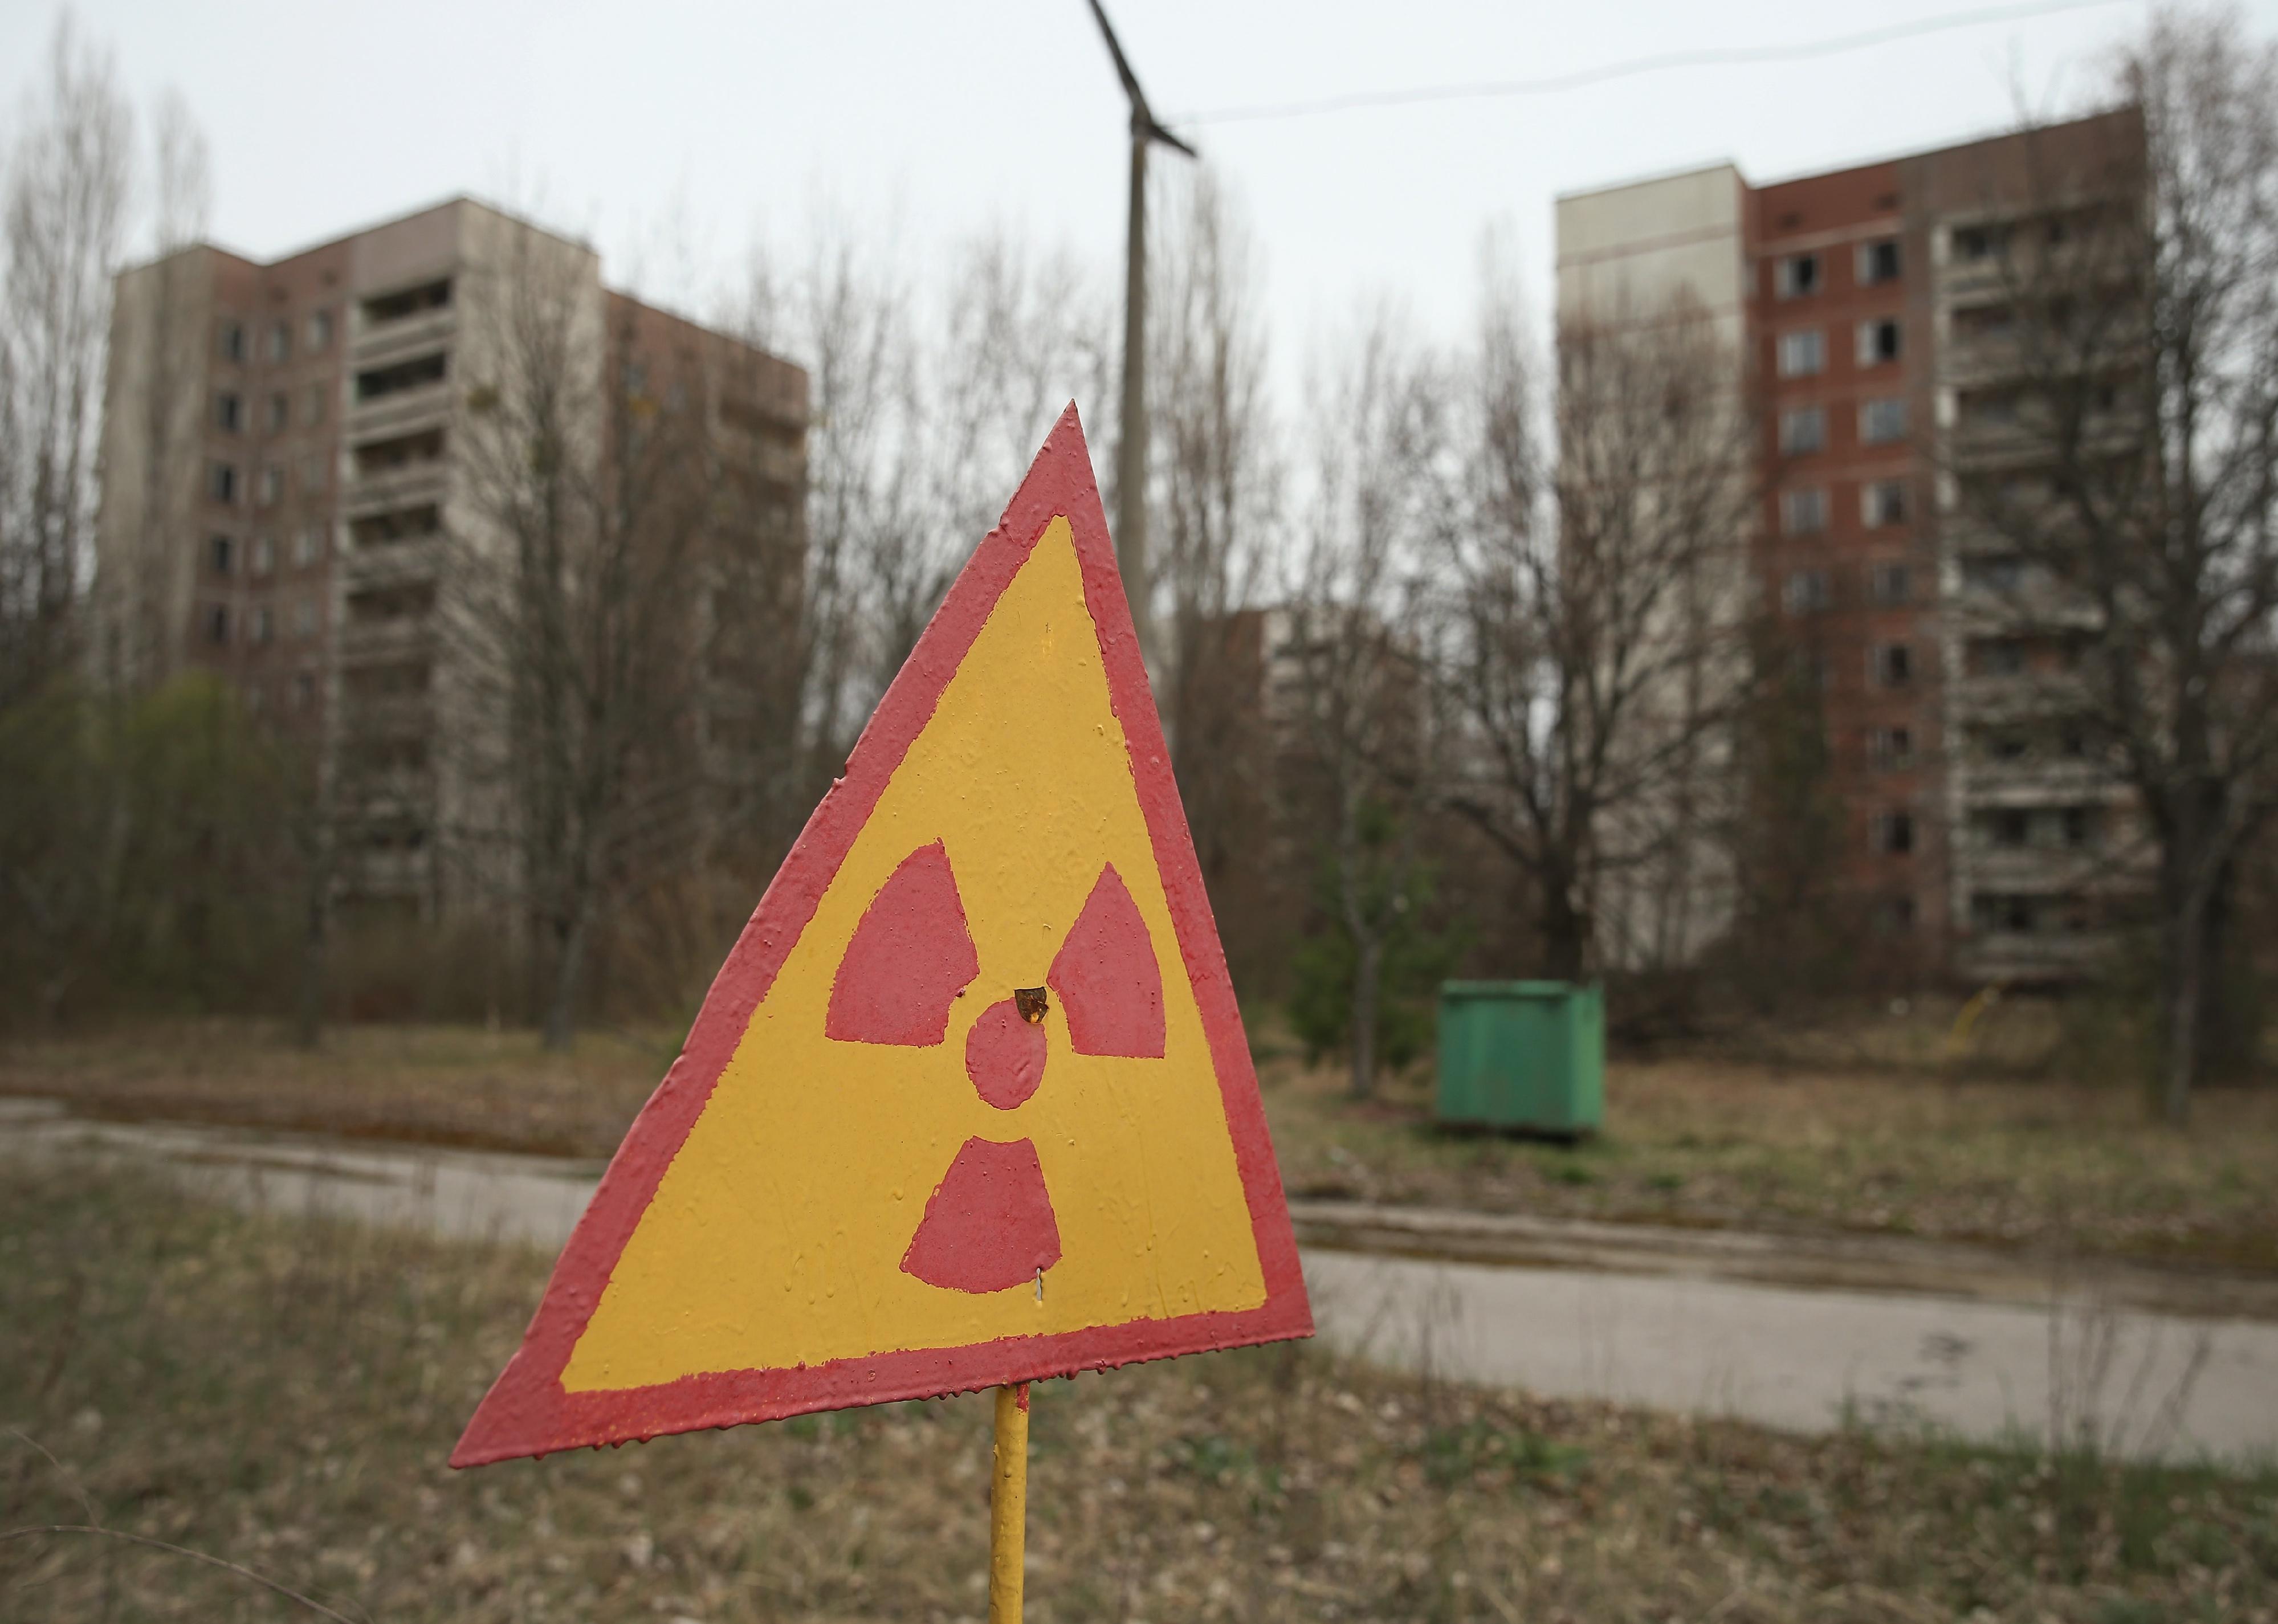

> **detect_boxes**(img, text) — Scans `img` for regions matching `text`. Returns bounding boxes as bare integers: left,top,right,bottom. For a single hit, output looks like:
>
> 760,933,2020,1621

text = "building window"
1776,253,1820,298
305,382,328,426
204,603,229,644
1954,224,2008,262
1969,556,2027,594
2063,806,2094,848
1857,319,1901,365
251,536,276,576
209,462,238,504
1868,726,1913,769
1783,568,1830,614
1861,398,1908,444
1777,329,1825,378
215,392,242,433
1990,808,2031,847
1858,239,1901,284
301,454,328,494
1779,405,1826,455
1874,810,1916,855
209,534,234,575
257,465,283,507
267,321,291,363
267,392,289,433
1869,563,1912,606
1781,487,1828,534
291,671,315,709
308,308,333,350
1865,479,1908,527
1976,638,2027,676
251,605,275,644
292,598,319,639
294,525,326,568
218,320,245,363
1872,643,1912,687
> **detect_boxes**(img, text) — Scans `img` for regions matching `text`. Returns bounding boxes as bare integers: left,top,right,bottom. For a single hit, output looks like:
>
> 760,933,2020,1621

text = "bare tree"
1436,282,1758,982
1958,11,2278,1120
1283,306,1444,1099
736,216,1111,813
454,230,729,1048
0,17,132,704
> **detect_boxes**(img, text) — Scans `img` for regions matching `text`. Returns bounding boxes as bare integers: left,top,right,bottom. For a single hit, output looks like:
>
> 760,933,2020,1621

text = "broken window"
1857,239,1901,284
1776,254,1820,297
1857,319,1901,365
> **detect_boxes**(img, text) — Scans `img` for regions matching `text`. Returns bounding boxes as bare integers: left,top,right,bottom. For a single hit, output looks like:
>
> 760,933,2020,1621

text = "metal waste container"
1435,981,1604,1137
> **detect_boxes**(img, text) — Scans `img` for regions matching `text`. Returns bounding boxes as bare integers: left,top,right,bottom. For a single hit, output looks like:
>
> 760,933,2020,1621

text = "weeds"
3,1160,2273,1621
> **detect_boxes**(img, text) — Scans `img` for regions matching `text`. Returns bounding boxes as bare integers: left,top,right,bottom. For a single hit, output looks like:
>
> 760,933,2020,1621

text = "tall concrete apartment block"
1558,110,2143,981
96,198,808,919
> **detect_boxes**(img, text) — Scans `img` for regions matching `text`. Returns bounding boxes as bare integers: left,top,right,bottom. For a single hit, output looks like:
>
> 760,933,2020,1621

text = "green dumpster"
1436,981,1604,1137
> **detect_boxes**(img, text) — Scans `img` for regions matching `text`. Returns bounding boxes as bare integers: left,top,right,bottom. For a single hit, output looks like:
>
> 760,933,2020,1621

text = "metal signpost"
451,409,1311,1622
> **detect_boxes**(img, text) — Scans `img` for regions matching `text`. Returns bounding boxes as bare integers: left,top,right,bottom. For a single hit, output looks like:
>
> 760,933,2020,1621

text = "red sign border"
453,406,1312,1468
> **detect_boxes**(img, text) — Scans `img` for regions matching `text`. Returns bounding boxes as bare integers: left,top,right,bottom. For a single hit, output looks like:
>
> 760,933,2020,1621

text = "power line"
1172,0,2130,128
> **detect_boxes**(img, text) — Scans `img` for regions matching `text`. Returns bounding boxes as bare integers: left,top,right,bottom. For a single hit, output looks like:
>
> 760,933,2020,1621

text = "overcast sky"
6,0,2273,395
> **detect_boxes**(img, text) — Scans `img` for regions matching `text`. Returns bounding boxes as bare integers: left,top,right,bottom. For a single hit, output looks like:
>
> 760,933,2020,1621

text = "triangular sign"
454,406,1311,1466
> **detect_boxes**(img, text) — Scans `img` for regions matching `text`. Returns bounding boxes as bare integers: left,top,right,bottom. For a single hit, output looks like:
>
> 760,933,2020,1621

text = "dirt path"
7,1097,2271,1463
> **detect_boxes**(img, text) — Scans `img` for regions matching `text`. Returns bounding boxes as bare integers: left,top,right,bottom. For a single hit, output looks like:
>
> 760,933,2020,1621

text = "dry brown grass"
5,1013,2277,1270
1260,1040,2278,1272
4,1162,2273,1623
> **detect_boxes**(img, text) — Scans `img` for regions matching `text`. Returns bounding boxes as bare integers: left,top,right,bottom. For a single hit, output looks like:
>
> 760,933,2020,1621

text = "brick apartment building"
94,197,808,921
1556,109,2145,981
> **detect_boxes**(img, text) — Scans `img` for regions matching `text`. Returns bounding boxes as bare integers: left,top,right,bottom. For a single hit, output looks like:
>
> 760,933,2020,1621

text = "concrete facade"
1558,110,2145,982
94,198,808,924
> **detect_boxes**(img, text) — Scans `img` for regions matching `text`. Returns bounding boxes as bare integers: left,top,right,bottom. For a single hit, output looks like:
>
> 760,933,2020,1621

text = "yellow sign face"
453,412,1309,1467
563,520,1265,1391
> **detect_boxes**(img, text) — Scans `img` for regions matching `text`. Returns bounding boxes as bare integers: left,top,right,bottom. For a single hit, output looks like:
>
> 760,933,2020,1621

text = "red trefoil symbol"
826,841,1166,1294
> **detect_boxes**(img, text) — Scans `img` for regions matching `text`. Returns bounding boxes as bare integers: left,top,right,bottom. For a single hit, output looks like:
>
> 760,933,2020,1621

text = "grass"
1259,1039,2278,1274
4,1161,2275,1622
4,1011,2277,1270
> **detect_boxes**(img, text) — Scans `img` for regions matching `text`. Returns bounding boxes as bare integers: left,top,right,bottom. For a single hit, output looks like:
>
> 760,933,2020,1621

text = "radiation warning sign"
452,406,1311,1467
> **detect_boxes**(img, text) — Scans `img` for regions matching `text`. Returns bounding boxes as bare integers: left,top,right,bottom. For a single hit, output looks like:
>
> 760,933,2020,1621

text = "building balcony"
1952,670,2088,721
336,617,438,663
1958,757,2124,805
344,461,449,516
1950,583,2105,635
1953,843,2108,890
339,693,432,740
352,304,457,366
1955,928,2116,982
341,534,444,586
349,379,454,441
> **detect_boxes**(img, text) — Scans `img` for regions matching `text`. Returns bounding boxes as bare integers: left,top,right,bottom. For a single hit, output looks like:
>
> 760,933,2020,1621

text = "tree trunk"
292,882,327,1050
2161,892,2204,1128
542,907,589,1052
1542,872,1588,984
1350,931,1381,1101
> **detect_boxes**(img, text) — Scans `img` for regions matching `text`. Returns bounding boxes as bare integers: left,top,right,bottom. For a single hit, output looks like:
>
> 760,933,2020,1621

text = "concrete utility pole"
1085,0,1194,678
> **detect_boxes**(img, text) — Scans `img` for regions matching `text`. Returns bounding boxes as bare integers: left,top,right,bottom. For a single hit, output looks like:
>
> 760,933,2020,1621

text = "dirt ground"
5,1162,2272,1623
3,1017,2275,1271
